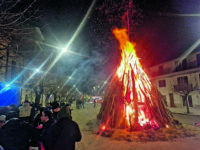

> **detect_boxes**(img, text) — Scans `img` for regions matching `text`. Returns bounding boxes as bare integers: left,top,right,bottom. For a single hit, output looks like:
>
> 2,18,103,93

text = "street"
73,104,200,150
173,113,200,126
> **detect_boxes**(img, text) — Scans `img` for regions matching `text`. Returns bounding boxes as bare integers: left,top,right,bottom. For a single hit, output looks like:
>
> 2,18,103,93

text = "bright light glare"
61,48,67,53
5,84,10,87
36,69,40,72
43,0,97,77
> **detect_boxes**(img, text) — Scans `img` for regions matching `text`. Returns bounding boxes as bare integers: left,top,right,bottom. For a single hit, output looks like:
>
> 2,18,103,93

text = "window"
169,93,175,107
182,59,187,70
177,76,188,86
175,61,182,71
182,95,193,107
158,80,166,87
182,96,187,106
188,95,193,107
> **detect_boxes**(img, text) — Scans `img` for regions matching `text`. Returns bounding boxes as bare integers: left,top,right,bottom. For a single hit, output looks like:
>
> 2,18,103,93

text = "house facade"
148,51,200,108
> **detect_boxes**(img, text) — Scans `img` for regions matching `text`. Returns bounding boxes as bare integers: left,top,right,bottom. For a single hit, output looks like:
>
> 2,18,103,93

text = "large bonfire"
98,28,176,132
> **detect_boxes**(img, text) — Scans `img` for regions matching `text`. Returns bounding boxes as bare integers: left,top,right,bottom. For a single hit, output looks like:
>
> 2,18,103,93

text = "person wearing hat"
0,115,6,129
44,106,81,150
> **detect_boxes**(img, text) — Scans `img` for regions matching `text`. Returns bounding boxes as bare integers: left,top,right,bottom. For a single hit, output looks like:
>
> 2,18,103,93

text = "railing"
174,84,193,92
150,60,200,77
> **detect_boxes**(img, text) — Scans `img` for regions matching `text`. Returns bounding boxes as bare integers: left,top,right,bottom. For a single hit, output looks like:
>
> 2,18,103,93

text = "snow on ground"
72,103,200,150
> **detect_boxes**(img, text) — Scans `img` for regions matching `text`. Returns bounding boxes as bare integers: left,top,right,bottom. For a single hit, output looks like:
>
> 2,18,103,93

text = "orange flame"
113,28,158,128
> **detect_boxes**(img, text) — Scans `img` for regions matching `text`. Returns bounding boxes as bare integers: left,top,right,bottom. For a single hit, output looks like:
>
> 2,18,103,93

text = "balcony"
174,84,193,92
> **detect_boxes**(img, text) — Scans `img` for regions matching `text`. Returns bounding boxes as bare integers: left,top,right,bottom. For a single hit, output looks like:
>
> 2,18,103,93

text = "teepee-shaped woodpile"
98,28,175,131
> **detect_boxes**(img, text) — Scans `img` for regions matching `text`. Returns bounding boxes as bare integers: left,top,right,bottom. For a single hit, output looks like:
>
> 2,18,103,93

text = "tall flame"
113,28,158,128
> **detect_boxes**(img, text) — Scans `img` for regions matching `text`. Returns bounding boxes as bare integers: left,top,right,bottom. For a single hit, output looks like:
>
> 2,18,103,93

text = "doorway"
169,93,175,107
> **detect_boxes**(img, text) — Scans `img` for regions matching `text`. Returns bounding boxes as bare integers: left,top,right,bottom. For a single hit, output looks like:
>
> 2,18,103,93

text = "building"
148,50,200,108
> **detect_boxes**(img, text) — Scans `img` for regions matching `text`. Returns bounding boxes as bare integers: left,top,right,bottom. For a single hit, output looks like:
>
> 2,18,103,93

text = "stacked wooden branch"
97,75,124,128
97,75,178,130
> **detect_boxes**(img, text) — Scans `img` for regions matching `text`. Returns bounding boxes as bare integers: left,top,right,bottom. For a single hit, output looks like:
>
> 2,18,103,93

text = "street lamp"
5,84,10,87
61,47,68,53
35,69,40,73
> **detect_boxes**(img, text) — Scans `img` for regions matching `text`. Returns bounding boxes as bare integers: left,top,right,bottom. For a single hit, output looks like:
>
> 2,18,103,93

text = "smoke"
54,46,109,94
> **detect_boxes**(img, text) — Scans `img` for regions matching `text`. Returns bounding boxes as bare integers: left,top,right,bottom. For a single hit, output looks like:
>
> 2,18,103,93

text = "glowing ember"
101,125,106,130
113,28,158,129
166,124,170,128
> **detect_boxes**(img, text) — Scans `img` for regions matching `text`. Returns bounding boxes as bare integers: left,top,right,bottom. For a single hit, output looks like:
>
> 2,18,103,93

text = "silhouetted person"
32,107,45,127
44,107,81,150
94,98,97,108
0,115,6,129
6,104,19,119
45,103,52,112
34,85,43,107
0,118,40,149
19,100,34,123
38,110,54,147
51,100,60,121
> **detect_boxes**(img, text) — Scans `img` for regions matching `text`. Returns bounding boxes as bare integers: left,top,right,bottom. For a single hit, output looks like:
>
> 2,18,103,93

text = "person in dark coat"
32,107,45,127
0,118,40,150
0,115,6,129
51,100,60,121
0,104,18,117
45,103,52,112
38,110,54,140
44,106,81,150
5,104,19,120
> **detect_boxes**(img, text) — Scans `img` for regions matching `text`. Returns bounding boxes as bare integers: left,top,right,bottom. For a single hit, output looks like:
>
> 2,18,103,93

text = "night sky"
134,0,200,67
33,0,200,92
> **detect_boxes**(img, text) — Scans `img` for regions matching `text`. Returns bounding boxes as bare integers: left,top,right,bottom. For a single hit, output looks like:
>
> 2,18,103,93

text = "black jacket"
0,118,40,150
44,117,81,150
40,119,55,141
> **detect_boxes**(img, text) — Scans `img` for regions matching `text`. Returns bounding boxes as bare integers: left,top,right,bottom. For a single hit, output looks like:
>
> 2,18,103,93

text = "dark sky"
134,0,200,67
36,0,200,93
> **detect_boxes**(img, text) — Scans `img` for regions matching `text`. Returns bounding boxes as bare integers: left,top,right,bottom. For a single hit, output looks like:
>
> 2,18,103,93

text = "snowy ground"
72,103,200,150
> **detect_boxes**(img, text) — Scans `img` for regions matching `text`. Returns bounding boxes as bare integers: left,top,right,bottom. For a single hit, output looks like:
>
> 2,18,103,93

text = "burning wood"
98,28,177,133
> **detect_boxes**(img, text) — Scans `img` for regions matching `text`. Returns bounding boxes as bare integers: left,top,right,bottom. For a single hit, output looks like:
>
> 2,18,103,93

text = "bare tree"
0,0,43,82
174,82,198,114
0,0,41,49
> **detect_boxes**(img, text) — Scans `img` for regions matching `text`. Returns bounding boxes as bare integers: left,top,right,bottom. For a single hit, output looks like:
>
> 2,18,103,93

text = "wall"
149,51,200,108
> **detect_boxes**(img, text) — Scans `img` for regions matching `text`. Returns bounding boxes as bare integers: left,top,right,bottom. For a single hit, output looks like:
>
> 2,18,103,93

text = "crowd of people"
0,100,82,150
